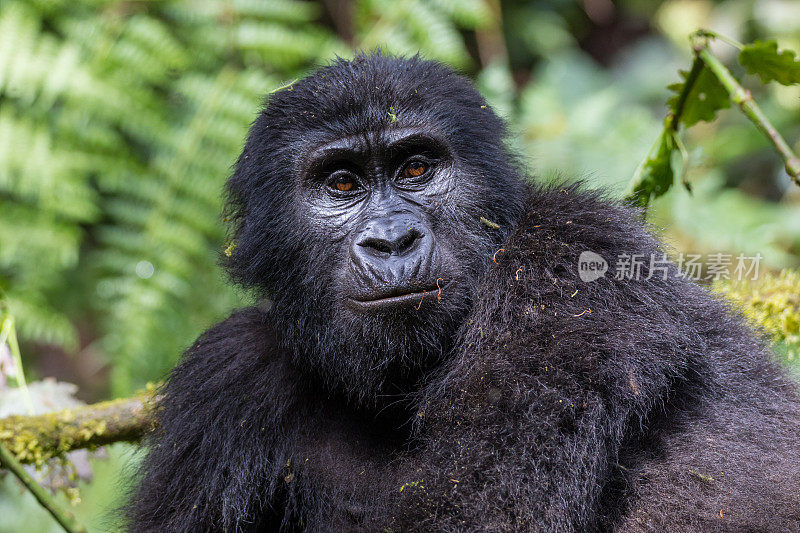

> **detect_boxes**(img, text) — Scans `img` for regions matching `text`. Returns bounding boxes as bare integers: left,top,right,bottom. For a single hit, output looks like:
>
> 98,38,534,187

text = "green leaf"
667,66,730,128
628,131,676,207
739,40,800,86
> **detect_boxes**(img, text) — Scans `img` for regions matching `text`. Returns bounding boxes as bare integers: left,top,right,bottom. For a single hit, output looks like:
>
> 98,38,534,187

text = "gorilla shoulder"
169,306,278,387
126,306,301,531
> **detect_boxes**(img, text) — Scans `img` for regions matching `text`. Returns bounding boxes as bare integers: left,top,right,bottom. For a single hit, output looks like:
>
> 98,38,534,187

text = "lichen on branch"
0,387,159,465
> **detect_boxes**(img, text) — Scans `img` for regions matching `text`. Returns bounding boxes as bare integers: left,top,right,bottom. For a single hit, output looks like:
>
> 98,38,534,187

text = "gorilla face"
301,127,458,312
225,55,525,404
285,124,497,403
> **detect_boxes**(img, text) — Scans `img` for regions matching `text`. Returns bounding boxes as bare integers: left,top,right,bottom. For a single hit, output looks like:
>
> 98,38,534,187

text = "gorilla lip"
348,286,439,309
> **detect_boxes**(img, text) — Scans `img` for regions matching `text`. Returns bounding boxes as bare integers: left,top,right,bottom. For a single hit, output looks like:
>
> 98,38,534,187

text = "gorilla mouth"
348,285,441,309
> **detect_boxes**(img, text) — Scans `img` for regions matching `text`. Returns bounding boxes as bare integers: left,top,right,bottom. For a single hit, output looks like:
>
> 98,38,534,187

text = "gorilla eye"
328,174,358,193
400,160,430,181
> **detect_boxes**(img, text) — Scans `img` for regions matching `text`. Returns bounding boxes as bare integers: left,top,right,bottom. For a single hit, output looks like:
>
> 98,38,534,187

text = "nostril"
360,238,393,255
395,229,421,253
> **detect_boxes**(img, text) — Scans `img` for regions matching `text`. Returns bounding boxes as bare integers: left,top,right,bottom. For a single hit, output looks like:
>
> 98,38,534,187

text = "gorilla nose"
358,227,422,256
351,217,434,285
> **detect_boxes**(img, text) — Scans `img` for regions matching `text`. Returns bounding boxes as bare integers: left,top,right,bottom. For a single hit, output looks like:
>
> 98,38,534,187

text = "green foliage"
667,65,730,128
629,56,737,205
355,0,488,68
514,50,663,194
663,175,800,270
626,32,800,207
627,131,676,207
0,0,493,395
739,40,800,86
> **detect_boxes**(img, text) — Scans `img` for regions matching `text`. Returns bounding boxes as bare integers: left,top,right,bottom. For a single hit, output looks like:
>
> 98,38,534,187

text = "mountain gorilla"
126,54,800,531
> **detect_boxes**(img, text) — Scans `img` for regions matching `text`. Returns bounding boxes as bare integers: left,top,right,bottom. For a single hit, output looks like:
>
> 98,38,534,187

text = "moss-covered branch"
0,387,158,465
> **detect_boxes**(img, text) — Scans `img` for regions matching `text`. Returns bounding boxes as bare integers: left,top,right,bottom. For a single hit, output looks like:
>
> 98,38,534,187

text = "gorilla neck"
277,302,464,411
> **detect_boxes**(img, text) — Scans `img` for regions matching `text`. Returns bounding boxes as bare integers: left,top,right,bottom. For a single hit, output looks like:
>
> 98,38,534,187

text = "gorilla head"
224,54,525,404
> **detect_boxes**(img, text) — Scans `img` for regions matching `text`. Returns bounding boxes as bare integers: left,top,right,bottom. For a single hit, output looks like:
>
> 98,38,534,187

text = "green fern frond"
3,292,78,349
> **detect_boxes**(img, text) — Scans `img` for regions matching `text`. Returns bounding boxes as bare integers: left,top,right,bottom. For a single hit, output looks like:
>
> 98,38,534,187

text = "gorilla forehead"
299,125,450,176
260,54,506,155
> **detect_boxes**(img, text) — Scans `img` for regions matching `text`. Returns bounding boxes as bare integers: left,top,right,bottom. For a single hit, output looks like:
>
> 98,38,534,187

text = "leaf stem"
694,29,744,50
0,317,33,413
666,56,704,132
625,57,704,203
0,443,87,533
625,132,664,199
672,130,691,190
696,47,800,185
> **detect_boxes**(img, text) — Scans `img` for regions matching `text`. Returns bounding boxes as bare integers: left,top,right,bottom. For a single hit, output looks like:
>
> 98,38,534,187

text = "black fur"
126,54,800,532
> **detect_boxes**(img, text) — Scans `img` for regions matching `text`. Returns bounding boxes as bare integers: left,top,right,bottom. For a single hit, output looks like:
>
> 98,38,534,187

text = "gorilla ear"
222,111,278,233
220,145,260,288
220,112,297,293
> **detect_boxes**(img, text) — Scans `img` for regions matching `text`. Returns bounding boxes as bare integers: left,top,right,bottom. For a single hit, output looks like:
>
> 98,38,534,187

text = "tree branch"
0,388,158,466
0,442,87,533
0,444,86,533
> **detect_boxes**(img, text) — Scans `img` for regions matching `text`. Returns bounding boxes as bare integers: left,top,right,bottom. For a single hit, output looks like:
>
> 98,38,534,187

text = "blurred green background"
0,0,798,530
